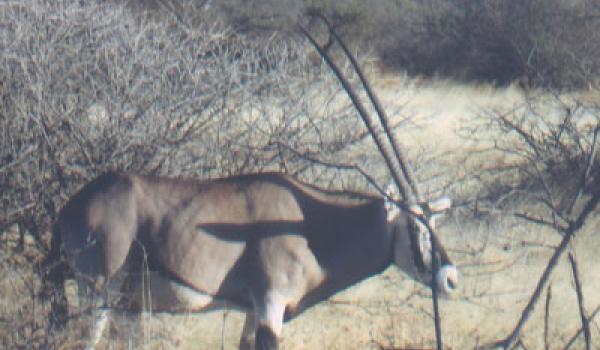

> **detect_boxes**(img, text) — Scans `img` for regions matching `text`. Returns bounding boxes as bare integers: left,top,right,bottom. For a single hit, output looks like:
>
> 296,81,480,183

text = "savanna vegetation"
1,0,599,349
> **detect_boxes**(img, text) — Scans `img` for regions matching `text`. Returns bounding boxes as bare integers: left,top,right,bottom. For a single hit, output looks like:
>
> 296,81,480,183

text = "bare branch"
488,190,600,349
567,124,600,214
412,215,444,350
544,284,552,350
568,253,591,350
563,305,600,350
512,212,566,232
273,141,386,196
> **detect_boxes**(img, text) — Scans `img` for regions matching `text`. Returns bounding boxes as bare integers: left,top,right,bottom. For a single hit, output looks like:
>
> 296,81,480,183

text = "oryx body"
53,171,456,349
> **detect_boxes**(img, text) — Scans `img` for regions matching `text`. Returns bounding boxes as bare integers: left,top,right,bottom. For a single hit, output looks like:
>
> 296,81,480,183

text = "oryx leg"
89,308,110,350
77,275,125,350
253,291,286,350
239,311,256,350
112,310,143,349
77,278,109,350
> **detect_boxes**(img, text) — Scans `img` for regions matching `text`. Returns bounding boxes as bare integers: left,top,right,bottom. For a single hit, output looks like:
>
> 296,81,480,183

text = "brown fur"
52,171,454,348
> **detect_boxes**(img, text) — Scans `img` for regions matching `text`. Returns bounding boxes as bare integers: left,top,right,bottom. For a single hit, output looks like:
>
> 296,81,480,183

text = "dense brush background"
1,0,599,349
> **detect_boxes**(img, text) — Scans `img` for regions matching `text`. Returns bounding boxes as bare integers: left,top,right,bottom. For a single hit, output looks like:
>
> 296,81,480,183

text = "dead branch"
568,253,591,350
516,338,530,350
274,141,386,196
512,212,565,231
410,215,444,350
563,305,600,350
431,233,443,350
544,284,552,350
567,125,600,214
486,188,600,350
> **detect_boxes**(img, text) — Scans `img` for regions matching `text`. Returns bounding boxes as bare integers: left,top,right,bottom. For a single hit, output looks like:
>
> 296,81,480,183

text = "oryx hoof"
239,336,255,350
255,325,278,350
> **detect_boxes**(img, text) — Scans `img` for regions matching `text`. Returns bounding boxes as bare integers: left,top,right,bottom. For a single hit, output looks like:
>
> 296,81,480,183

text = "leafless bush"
0,0,371,238
461,93,600,348
463,94,600,210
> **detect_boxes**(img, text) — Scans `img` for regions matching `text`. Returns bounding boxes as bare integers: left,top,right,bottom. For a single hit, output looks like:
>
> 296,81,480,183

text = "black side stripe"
407,220,428,273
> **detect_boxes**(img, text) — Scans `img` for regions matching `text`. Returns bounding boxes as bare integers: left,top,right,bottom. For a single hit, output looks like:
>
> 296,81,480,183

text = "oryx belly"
122,271,246,313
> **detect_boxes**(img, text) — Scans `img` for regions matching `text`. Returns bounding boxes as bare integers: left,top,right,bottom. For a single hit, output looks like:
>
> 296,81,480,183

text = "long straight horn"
299,24,413,202
313,15,421,203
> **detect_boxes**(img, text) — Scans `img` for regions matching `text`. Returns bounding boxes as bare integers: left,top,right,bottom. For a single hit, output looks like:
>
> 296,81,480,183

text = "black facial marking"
407,218,428,273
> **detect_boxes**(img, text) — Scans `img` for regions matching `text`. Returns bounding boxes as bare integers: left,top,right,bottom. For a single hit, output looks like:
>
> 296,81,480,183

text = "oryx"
43,17,459,350
48,171,456,349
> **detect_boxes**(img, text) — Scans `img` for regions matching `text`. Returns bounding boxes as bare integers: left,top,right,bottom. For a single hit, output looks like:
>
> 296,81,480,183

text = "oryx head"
385,185,458,294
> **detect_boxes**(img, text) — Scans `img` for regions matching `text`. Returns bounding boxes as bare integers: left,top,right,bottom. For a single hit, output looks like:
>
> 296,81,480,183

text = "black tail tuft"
255,325,279,350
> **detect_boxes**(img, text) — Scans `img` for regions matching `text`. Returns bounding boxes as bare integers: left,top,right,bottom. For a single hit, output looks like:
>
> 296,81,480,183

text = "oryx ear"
427,197,451,229
409,204,424,216
427,196,452,213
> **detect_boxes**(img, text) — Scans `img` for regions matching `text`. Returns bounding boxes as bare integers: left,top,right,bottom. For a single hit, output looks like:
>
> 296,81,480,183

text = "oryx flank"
44,16,458,350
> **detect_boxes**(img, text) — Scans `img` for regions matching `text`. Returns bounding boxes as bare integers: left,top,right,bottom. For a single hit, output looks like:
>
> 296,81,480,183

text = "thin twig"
568,253,591,350
273,141,386,196
430,229,443,350
544,283,552,350
487,190,600,349
567,124,599,214
416,216,443,350
563,305,600,350
516,338,529,350
491,234,564,350
513,212,564,230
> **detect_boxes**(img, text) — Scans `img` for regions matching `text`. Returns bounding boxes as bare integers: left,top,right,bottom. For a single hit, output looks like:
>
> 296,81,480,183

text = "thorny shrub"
0,1,382,347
